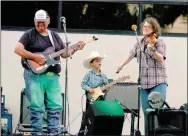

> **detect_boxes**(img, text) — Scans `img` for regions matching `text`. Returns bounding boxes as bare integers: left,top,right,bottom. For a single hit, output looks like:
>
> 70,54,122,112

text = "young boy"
78,51,110,136
82,51,110,104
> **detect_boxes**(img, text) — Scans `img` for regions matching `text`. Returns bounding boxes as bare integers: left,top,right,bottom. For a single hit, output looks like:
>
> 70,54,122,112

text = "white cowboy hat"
83,51,106,69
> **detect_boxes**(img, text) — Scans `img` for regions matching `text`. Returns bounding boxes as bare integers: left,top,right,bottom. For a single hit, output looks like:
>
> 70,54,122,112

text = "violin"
144,33,157,46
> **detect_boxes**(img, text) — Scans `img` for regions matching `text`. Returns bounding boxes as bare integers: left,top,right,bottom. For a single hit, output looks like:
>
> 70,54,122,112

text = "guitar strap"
100,71,108,85
48,30,55,49
22,30,56,71
48,30,73,59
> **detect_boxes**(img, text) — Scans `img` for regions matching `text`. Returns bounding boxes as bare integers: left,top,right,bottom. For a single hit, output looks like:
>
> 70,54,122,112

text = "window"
142,4,187,33
1,1,58,28
2,1,187,35
62,1,139,31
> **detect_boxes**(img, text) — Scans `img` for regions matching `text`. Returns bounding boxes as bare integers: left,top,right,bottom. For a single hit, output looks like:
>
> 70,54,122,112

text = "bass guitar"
87,75,130,102
26,36,98,74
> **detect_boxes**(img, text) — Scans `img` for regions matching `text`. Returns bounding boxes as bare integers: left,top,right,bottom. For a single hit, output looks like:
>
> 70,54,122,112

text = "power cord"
63,94,85,136
124,113,131,124
81,94,85,113
14,104,30,134
64,94,82,136
66,94,85,135
66,112,82,130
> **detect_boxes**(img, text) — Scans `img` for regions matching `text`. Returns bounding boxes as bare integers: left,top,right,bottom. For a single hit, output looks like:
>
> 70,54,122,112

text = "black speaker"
86,100,124,136
146,109,187,136
180,103,188,136
19,89,64,130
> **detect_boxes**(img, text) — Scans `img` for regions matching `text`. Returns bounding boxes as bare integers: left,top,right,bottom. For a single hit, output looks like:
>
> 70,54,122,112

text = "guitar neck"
100,78,122,91
51,44,77,58
51,47,69,58
50,39,94,58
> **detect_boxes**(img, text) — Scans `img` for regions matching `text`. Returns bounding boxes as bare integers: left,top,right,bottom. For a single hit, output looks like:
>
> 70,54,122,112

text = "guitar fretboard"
100,77,128,91
51,45,76,58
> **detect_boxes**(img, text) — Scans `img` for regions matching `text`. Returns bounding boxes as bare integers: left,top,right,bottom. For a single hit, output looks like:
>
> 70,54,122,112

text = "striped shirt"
81,70,109,91
128,37,167,89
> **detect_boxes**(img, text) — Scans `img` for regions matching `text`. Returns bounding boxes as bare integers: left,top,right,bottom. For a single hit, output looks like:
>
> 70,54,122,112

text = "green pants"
24,69,63,134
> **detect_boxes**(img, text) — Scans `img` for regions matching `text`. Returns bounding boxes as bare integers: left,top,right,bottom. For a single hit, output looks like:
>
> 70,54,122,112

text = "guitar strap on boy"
100,71,108,85
48,30,55,49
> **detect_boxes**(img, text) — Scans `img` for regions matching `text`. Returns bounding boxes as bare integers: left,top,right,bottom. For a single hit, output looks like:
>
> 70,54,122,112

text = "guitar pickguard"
36,64,48,71
27,48,61,74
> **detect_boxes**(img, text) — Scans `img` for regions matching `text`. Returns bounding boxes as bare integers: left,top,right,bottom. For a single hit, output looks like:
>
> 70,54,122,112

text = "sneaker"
31,132,43,135
48,131,59,136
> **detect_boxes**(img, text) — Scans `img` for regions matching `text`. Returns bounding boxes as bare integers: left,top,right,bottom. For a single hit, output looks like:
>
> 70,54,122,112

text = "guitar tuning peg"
93,36,98,41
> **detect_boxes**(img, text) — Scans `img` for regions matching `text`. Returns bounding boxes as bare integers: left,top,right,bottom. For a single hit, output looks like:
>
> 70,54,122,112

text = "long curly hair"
140,17,161,38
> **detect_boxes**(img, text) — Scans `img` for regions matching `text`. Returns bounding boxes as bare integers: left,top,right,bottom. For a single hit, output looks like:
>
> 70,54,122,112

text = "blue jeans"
24,69,63,134
140,83,167,135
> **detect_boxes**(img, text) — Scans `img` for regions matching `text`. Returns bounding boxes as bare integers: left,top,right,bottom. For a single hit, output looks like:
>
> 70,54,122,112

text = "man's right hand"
33,54,46,65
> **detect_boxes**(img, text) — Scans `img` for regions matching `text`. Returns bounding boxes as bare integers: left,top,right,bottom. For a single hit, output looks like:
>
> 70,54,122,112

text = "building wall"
1,30,187,135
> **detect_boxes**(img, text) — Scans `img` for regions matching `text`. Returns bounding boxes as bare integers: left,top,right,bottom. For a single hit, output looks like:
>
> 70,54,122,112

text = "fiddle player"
116,17,167,135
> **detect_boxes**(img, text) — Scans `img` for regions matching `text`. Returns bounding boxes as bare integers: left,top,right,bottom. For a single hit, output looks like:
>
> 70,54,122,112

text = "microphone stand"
115,99,140,136
132,27,148,136
60,17,70,134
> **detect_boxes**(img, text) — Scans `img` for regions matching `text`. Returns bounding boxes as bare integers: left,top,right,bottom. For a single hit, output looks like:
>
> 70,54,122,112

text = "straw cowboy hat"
83,51,106,69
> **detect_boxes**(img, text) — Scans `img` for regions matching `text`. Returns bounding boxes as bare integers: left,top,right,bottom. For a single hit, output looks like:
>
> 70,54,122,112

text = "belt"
45,72,55,77
25,69,58,77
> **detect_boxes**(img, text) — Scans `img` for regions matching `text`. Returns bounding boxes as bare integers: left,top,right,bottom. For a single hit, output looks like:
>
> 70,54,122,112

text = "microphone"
131,24,137,31
60,16,66,24
82,4,88,15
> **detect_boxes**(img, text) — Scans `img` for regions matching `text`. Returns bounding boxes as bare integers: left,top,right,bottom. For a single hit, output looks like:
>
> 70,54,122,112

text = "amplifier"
86,100,124,135
19,89,64,133
1,95,5,113
1,113,13,135
105,82,138,112
146,109,187,136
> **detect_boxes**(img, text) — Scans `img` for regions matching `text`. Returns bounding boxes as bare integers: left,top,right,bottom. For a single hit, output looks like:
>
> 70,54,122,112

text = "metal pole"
58,1,62,31
138,3,142,35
